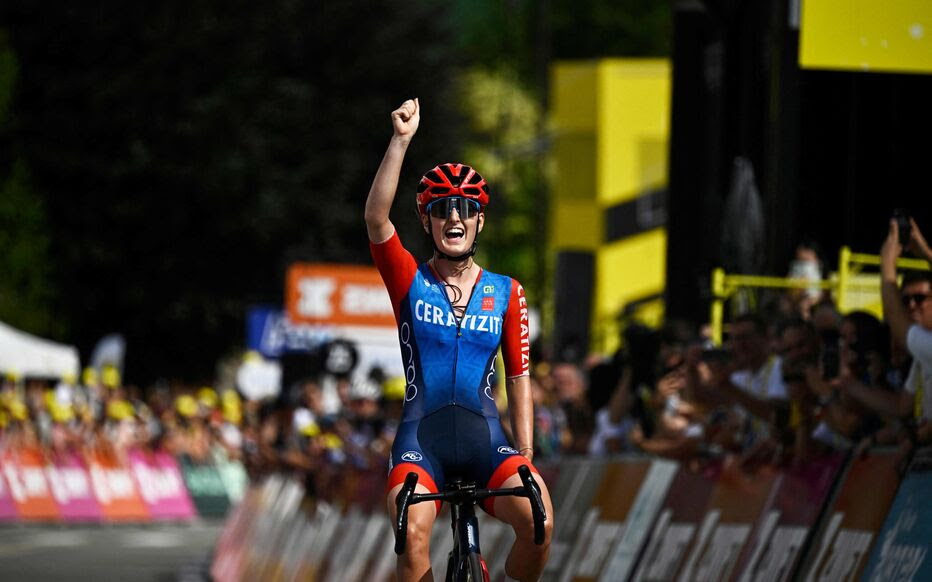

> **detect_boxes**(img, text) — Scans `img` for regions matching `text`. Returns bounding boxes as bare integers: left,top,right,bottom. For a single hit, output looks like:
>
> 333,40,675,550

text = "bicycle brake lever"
394,472,419,555
517,465,547,545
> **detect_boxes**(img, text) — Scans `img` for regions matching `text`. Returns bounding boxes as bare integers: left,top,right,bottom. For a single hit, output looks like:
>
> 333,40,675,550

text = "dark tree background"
1,0,467,383
0,1,672,385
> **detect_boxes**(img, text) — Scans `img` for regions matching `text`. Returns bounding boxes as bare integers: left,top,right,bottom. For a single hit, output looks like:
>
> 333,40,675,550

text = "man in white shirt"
687,313,788,451
874,217,932,444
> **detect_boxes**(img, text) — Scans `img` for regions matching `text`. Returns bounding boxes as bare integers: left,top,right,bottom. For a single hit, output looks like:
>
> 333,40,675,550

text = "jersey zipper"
434,268,481,407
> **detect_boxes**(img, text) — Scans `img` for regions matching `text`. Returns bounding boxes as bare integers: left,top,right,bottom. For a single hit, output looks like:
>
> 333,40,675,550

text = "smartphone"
893,208,911,246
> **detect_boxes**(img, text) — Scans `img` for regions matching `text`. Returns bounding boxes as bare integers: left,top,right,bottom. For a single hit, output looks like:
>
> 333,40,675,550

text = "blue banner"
861,447,932,581
246,306,329,358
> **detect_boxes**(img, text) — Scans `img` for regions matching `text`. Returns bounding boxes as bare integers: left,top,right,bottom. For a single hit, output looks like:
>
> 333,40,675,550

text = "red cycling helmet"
416,163,490,216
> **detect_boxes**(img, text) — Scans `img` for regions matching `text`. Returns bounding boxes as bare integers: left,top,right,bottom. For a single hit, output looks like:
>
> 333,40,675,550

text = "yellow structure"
551,59,671,354
800,0,932,74
709,247,931,344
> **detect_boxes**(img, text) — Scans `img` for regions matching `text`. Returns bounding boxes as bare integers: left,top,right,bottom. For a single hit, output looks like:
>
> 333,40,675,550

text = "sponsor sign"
2,447,60,520
600,459,679,581
633,465,718,581
676,461,780,581
547,459,609,580
861,446,932,581
213,454,249,504
128,449,195,520
733,453,845,581
561,458,674,581
246,306,330,357
89,450,150,521
179,455,231,517
800,0,932,75
286,263,395,328
47,452,102,521
801,449,902,581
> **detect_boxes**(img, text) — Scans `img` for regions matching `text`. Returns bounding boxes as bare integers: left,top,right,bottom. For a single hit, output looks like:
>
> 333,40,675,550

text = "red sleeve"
501,278,530,378
370,230,419,321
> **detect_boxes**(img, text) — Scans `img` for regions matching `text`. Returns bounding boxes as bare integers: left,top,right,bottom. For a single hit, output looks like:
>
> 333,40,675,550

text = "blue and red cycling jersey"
371,230,536,511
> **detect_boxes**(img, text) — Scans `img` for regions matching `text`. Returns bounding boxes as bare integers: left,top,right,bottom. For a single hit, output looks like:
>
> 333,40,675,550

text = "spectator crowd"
2,217,931,501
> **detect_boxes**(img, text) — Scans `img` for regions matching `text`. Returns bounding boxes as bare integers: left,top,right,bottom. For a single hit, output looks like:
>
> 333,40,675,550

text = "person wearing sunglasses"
875,217,932,445
366,99,553,582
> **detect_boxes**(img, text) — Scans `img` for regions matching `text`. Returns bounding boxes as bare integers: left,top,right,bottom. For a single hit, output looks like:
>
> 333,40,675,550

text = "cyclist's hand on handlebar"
391,98,419,141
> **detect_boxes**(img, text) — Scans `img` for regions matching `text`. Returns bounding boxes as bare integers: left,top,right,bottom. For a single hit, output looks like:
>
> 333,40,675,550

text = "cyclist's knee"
404,519,432,551
509,510,553,547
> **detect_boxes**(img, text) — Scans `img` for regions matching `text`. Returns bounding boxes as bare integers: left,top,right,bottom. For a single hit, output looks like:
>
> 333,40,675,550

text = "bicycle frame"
448,482,483,580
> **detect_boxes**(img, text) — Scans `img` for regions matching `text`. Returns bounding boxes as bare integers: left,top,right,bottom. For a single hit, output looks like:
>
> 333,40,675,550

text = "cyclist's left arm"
506,375,534,461
502,278,533,460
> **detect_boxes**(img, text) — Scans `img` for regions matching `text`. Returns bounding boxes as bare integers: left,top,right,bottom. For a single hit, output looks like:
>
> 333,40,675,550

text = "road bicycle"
394,464,547,582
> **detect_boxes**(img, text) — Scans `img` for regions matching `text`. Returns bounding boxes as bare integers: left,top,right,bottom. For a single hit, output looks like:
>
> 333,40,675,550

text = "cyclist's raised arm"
365,98,420,243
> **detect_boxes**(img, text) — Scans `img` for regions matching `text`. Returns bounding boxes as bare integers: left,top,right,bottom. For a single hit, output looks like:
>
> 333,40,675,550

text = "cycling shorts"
387,404,538,515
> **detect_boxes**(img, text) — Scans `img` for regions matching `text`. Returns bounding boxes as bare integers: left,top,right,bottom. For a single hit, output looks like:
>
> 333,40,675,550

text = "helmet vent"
439,164,461,187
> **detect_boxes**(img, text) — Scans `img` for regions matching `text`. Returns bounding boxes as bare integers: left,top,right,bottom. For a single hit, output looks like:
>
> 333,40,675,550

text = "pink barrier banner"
46,452,102,522
89,450,150,522
0,468,18,520
128,449,195,520
2,447,61,520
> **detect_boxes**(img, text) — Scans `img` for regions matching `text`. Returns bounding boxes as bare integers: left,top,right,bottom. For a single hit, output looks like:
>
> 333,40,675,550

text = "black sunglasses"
426,197,480,220
902,293,932,307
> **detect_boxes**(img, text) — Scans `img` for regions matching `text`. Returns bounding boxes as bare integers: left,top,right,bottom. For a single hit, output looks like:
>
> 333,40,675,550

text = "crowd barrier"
0,445,247,523
211,447,932,582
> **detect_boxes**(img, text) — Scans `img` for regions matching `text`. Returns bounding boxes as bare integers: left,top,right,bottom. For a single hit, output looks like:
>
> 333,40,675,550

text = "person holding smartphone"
877,216,932,444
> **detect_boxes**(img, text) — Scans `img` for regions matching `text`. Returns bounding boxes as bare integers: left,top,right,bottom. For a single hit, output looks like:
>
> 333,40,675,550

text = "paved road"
0,521,223,582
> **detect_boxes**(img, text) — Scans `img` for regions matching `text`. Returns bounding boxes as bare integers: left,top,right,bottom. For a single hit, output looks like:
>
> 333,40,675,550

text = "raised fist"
391,98,420,140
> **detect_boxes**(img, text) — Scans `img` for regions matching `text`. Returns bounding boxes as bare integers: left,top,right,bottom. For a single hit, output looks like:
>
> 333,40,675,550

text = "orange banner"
1,447,61,521
88,450,150,522
286,263,395,328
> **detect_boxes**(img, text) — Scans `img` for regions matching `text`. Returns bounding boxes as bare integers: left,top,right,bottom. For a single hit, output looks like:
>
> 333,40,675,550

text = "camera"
893,208,911,247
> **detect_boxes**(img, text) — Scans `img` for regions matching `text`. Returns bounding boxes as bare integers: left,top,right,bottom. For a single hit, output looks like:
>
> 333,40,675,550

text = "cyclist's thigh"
386,417,443,519
386,480,438,534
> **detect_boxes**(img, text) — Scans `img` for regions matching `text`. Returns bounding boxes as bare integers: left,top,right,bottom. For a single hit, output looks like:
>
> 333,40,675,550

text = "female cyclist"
365,98,554,582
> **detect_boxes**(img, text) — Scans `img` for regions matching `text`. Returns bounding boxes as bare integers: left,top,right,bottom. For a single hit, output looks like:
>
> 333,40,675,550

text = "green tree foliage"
455,68,548,307
2,0,464,383
0,32,59,337
0,0,672,382
551,0,671,58
0,160,59,336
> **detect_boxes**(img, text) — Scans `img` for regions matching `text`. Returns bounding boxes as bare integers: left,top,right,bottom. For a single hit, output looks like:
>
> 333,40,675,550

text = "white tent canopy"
0,320,80,380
